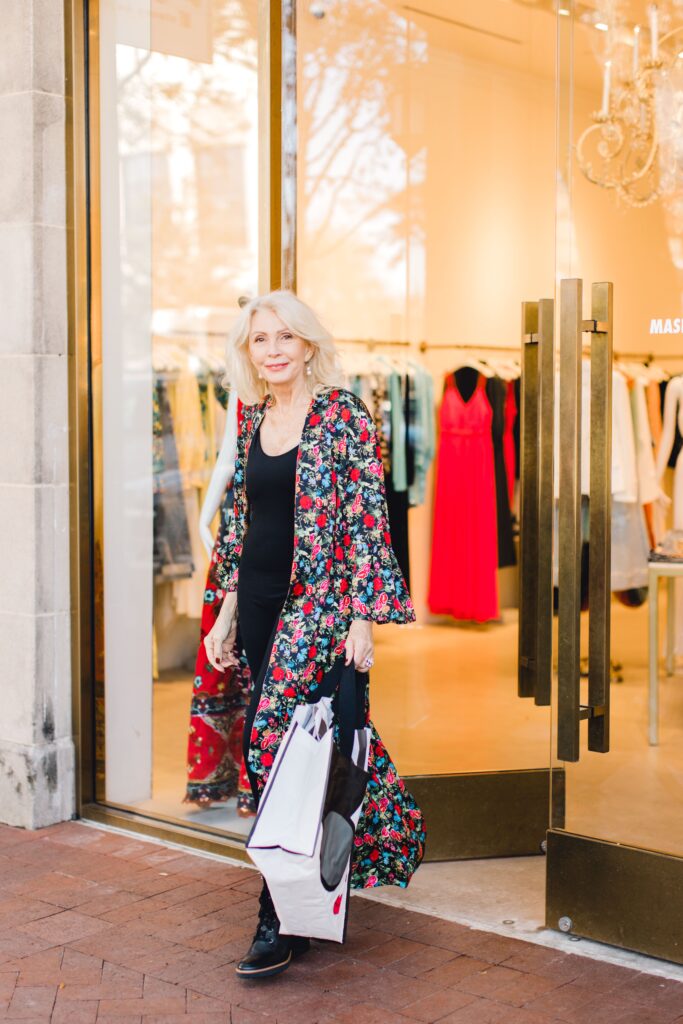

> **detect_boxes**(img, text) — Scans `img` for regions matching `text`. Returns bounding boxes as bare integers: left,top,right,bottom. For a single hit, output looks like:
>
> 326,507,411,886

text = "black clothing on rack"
385,468,411,592
486,376,516,569
452,366,480,403
660,379,683,470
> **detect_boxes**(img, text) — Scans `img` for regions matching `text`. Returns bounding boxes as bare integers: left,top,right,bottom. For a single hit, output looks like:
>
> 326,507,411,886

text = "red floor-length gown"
428,372,499,622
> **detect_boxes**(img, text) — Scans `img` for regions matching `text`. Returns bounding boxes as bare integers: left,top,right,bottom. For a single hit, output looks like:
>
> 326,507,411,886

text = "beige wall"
0,1,74,827
297,2,683,622
297,2,556,621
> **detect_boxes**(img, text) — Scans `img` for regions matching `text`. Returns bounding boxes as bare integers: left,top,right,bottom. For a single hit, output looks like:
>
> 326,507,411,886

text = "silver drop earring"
306,359,312,376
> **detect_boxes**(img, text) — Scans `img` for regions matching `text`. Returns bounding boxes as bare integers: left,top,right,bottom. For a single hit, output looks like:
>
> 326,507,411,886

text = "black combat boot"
235,882,310,979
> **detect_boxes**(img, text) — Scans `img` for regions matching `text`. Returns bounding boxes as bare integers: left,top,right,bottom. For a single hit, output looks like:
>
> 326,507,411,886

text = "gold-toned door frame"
65,0,94,813
65,0,293,855
66,0,557,862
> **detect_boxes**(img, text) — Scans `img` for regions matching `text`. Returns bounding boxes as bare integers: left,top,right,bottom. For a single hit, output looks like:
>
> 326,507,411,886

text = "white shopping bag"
247,674,371,943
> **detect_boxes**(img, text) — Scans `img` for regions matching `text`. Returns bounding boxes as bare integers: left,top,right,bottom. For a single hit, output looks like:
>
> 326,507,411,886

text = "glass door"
548,1,683,962
88,0,262,841
294,0,560,859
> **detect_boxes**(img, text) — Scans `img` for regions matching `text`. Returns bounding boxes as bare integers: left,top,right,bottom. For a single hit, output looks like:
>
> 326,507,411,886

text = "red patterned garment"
184,501,252,807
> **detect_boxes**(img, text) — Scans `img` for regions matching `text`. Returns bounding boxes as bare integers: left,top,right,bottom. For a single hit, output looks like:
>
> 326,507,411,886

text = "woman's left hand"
345,619,374,671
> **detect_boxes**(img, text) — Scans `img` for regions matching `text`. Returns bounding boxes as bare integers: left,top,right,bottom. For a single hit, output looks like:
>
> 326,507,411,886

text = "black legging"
237,571,289,805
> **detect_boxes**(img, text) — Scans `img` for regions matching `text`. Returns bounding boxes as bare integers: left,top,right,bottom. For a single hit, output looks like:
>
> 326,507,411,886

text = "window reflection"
98,0,258,832
297,0,556,778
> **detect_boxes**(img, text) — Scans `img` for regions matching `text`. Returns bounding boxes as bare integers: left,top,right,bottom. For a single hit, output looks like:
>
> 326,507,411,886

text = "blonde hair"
224,290,345,406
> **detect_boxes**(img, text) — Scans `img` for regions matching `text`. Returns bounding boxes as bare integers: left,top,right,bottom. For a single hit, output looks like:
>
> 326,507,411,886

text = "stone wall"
0,1,75,827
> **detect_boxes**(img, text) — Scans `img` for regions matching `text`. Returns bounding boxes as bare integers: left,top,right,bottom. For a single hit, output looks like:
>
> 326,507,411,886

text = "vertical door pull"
536,298,555,707
557,279,583,763
518,299,554,706
518,302,540,700
586,283,613,754
556,280,613,762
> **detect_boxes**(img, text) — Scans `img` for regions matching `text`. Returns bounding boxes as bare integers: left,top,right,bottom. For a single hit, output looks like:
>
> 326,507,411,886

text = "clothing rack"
336,337,411,348
161,329,228,339
337,338,520,354
417,341,520,354
615,351,683,362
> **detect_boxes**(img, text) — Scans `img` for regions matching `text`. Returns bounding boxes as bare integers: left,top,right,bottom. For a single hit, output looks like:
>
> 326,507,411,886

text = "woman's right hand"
205,605,239,671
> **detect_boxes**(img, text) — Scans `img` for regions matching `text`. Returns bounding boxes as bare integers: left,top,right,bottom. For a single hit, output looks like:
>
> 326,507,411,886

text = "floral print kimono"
218,386,426,888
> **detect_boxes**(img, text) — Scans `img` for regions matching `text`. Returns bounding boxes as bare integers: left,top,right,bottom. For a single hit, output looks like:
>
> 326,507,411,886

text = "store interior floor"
133,589,683,952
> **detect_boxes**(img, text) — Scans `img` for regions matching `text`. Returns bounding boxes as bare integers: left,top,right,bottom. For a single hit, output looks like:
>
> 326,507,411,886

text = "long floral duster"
218,386,426,888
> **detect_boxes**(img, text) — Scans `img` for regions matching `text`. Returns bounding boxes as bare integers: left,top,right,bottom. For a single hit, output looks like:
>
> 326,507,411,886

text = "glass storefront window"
296,0,556,780
96,0,258,835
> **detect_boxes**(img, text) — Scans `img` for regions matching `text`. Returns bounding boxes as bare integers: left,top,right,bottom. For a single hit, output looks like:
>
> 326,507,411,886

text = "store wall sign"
116,0,213,64
650,318,683,334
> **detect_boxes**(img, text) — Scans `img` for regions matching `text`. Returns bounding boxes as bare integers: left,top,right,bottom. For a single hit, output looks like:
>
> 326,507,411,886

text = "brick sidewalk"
0,822,681,1023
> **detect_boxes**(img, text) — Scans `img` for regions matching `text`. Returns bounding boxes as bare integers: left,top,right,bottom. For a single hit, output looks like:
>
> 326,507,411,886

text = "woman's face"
248,308,311,390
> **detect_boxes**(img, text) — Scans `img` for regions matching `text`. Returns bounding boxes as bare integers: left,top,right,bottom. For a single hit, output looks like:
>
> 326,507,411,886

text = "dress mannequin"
184,388,254,813
199,387,239,557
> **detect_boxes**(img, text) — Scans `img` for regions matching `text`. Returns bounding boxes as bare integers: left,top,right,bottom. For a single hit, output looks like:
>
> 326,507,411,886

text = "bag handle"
311,657,367,759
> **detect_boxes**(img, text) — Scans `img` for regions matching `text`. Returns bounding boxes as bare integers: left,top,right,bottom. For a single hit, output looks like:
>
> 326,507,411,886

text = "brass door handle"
586,282,613,755
518,298,554,706
518,301,540,701
556,279,613,762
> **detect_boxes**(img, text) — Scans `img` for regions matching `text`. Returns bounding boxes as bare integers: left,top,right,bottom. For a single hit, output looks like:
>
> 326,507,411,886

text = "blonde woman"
205,291,425,979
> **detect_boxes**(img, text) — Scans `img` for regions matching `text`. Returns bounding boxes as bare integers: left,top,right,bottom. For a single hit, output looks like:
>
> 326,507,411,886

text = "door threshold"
80,802,252,864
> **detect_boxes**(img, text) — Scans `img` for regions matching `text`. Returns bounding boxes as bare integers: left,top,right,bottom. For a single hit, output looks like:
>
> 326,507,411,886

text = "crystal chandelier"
576,4,683,207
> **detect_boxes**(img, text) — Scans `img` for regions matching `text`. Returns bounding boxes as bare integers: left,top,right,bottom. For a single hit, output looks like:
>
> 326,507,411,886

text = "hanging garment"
168,360,210,490
612,371,639,503
611,500,649,590
370,372,392,476
153,379,194,580
196,372,215,475
647,379,663,455
552,363,638,502
552,496,649,594
367,371,410,566
513,376,521,482
408,366,435,508
184,494,252,806
385,468,411,591
630,378,662,548
503,379,517,507
630,380,659,505
405,372,416,491
428,371,499,622
661,378,683,469
388,371,407,492
486,376,516,569
218,388,424,890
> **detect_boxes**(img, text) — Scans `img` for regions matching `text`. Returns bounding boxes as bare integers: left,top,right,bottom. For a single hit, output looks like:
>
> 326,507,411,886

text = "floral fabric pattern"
218,387,425,888
185,498,252,805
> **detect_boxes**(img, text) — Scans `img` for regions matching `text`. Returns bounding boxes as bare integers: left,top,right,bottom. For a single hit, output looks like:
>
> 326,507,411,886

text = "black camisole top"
238,422,298,578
